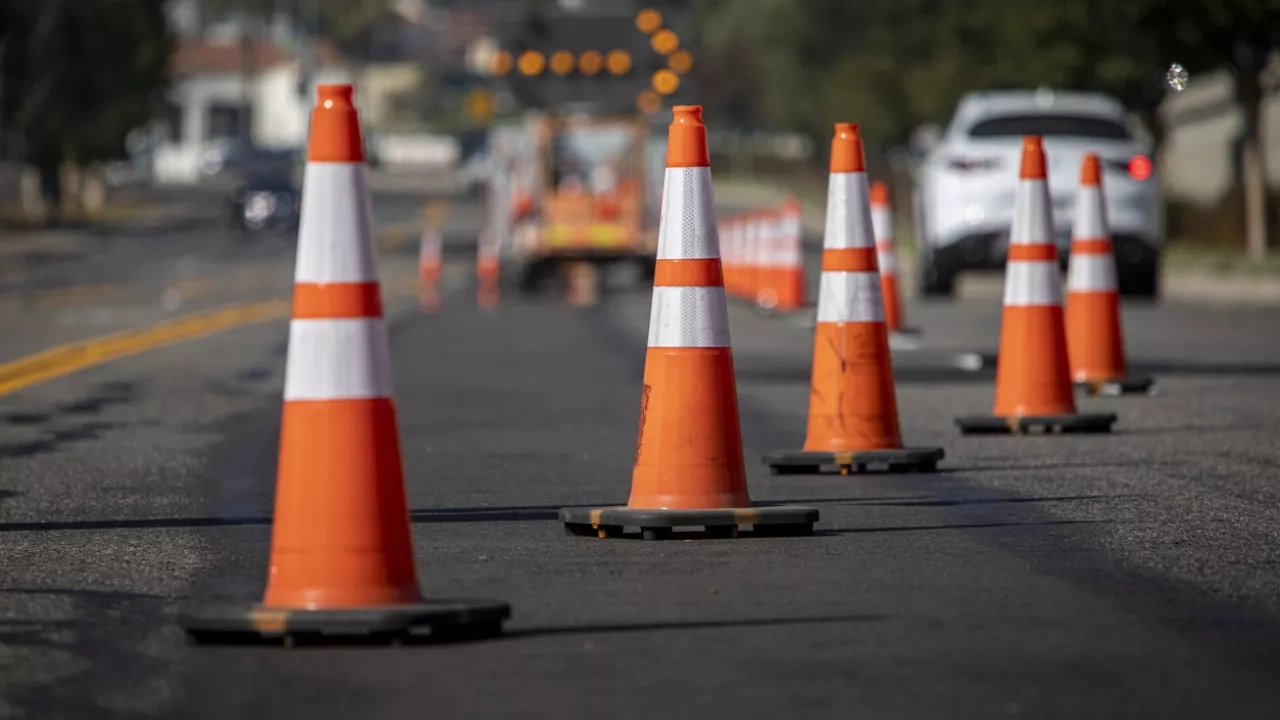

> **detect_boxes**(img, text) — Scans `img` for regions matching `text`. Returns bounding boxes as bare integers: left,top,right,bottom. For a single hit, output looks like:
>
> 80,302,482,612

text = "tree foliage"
1,0,174,166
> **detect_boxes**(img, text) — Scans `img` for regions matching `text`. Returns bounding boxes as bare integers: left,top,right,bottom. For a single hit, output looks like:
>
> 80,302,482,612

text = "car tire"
1119,253,1160,300
919,252,956,298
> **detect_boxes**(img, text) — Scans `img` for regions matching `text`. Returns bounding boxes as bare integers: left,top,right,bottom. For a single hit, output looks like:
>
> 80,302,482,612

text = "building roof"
171,38,344,75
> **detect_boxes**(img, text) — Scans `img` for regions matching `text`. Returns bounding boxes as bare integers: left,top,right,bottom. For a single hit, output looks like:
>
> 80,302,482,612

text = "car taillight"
947,156,1001,172
1127,154,1153,181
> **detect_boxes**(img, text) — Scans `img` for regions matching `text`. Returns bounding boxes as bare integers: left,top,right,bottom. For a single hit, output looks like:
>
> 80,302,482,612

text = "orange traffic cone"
1066,154,1154,396
561,106,817,540
178,84,509,644
754,208,782,312
773,197,807,312
956,136,1117,434
870,181,919,337
763,123,944,475
476,227,500,308
418,211,443,313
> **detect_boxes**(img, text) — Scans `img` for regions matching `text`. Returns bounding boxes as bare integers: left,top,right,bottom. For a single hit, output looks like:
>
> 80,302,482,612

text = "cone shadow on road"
0,503,613,533
943,352,1280,379
506,613,887,640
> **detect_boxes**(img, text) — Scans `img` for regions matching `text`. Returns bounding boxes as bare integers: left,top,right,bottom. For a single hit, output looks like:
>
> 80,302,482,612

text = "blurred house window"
207,104,248,141
165,102,185,143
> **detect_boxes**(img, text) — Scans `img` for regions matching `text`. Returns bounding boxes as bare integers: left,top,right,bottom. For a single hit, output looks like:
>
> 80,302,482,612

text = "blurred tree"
1136,0,1280,259
1,0,174,221
205,0,394,62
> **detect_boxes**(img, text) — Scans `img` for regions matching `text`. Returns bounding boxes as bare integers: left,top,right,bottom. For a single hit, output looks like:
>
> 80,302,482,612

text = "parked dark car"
227,168,300,233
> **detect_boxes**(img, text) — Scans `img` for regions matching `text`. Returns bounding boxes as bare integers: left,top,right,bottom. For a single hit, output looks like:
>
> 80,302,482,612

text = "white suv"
913,89,1164,297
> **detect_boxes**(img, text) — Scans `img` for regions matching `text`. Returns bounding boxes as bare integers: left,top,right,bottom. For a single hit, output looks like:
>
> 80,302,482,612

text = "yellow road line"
0,299,291,399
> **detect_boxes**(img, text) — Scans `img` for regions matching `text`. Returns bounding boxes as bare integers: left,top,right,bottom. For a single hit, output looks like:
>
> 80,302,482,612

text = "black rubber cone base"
955,412,1117,435
560,505,818,541
762,447,945,476
178,598,511,646
1075,376,1156,397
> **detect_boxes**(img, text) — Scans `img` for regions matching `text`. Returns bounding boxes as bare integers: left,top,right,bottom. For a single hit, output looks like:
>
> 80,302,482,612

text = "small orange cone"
476,227,500,308
763,124,944,475
870,181,919,337
754,208,783,311
956,136,1117,434
1066,154,1154,396
178,85,509,643
561,106,817,540
773,197,807,312
418,211,443,313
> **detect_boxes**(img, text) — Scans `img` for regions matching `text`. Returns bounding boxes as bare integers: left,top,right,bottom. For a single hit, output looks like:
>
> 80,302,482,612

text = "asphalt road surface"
1,186,1279,719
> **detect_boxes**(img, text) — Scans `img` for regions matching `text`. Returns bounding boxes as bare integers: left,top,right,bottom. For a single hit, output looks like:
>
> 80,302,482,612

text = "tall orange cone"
870,181,919,337
561,106,817,540
956,136,1117,434
1066,154,1154,396
178,85,509,644
418,207,443,313
763,124,944,476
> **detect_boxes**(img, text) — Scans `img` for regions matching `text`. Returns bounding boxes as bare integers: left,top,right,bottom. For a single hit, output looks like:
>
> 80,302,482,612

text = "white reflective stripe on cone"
877,250,897,274
823,173,876,250
657,167,719,260
816,271,885,323
1010,179,1055,246
1003,260,1064,307
1073,187,1109,240
871,207,893,243
647,286,731,348
1067,254,1118,292
284,318,395,401
295,163,380,284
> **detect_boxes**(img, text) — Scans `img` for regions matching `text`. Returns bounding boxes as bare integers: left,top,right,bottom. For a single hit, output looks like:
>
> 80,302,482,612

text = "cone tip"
317,84,355,104
830,121,866,173
1081,152,1102,185
666,106,709,167
672,105,704,126
870,180,889,206
1019,135,1046,179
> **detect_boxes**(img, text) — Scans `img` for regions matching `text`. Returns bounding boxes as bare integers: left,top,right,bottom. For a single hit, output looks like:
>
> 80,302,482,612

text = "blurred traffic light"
651,29,679,55
668,49,693,74
549,50,575,76
578,50,604,75
518,50,546,76
606,50,633,75
636,90,662,115
651,69,679,95
492,50,514,76
635,9,662,34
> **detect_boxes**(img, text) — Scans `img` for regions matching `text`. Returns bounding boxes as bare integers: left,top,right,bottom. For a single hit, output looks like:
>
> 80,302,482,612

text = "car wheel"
1119,254,1159,299
919,252,956,298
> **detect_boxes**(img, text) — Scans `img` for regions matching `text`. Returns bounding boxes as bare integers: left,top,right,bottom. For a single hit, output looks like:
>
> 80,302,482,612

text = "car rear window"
968,114,1132,140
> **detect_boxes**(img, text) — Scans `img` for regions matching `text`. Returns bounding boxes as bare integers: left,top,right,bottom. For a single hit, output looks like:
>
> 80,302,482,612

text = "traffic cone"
418,208,443,313
870,181,919,337
955,136,1117,434
744,210,763,305
754,208,782,311
178,84,510,644
561,106,818,540
476,227,500,308
1066,154,1154,396
763,123,944,476
774,197,807,312
726,215,744,299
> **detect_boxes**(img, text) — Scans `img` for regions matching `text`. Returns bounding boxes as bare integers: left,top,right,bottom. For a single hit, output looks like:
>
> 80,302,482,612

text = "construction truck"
495,109,661,296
